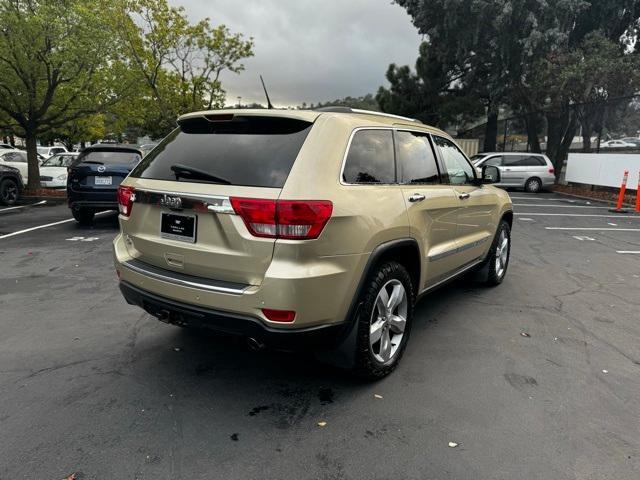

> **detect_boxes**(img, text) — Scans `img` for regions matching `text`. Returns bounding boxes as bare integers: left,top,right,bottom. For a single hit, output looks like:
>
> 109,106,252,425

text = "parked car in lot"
0,165,22,205
0,149,29,185
37,145,68,159
0,143,15,150
600,139,635,148
113,108,513,378
39,152,79,188
67,144,143,224
620,137,640,147
470,152,555,193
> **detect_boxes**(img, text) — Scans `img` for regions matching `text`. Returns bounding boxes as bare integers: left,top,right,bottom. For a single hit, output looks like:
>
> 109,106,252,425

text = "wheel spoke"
500,237,508,251
388,314,406,334
387,283,404,312
376,287,389,314
370,319,385,345
380,329,392,361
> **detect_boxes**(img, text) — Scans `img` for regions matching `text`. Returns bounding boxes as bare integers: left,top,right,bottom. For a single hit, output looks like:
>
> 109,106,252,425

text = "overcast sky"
170,0,423,107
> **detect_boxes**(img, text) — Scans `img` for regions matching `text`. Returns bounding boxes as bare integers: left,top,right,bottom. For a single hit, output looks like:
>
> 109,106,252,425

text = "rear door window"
396,131,439,184
342,129,395,184
503,155,545,167
131,116,313,188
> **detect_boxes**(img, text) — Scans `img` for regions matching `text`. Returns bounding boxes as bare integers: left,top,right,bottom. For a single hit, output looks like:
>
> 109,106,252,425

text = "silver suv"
471,152,555,193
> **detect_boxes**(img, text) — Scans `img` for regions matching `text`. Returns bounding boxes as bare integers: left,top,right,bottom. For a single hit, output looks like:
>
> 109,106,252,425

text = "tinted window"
2,152,26,162
503,155,545,167
343,129,395,184
433,136,475,185
131,116,312,188
396,131,439,184
43,154,75,167
78,150,141,166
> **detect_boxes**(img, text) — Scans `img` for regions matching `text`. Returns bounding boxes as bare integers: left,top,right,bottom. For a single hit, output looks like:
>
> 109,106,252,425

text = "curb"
550,189,636,209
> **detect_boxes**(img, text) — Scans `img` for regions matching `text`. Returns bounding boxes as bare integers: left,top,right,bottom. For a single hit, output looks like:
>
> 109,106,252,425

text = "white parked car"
600,139,635,148
39,152,79,188
37,145,68,159
0,149,28,185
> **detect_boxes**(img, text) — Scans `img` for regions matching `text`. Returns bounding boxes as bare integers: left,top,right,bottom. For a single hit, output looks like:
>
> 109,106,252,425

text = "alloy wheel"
495,230,509,278
369,279,408,364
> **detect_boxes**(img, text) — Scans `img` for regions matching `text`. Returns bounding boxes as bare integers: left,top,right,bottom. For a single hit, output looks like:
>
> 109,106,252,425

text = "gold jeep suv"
113,108,513,378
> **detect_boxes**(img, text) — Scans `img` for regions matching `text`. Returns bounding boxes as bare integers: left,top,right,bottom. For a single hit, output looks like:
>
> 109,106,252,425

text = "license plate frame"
160,212,197,243
94,176,112,186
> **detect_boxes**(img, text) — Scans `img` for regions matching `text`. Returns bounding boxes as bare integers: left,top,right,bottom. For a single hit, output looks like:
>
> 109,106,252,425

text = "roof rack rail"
314,106,422,124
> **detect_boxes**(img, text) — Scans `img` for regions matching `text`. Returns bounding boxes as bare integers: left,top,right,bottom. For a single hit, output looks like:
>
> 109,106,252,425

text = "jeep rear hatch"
120,114,316,286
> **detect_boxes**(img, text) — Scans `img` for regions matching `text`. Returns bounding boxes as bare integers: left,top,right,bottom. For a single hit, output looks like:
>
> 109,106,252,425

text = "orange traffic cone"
610,170,630,213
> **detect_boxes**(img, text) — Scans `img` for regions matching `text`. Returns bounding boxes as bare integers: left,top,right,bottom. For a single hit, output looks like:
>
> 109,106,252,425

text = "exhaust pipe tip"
246,337,266,351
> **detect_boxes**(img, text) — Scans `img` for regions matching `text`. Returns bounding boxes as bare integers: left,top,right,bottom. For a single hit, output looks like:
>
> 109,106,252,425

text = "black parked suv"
67,144,143,224
0,165,22,205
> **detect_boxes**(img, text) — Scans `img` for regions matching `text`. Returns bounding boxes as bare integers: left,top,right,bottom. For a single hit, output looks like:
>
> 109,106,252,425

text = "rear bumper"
67,187,118,209
113,232,368,332
119,281,347,349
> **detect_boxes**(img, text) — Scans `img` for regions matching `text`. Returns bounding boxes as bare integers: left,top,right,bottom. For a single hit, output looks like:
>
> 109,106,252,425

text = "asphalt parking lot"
1,192,639,480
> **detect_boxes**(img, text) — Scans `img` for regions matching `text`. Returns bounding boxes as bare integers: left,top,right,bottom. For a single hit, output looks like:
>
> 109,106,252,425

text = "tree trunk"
582,132,592,152
483,107,498,152
546,109,577,181
25,131,41,190
525,113,542,153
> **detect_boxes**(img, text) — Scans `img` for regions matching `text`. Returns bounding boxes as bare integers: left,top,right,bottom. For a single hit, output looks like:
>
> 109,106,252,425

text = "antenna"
260,75,274,109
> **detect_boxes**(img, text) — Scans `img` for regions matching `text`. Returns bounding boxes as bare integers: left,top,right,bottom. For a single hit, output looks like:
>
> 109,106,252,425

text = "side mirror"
482,165,501,184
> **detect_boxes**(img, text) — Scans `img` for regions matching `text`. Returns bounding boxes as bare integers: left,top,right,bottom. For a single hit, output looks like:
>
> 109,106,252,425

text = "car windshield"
42,154,75,167
470,154,487,164
37,147,48,155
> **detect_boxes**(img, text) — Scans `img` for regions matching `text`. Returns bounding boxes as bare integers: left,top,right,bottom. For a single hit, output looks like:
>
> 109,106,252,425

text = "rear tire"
72,208,95,225
352,261,414,380
524,177,542,193
0,178,19,205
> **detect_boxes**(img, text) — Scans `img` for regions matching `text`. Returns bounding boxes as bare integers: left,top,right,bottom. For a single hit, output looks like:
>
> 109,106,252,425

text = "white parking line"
0,218,75,239
545,227,640,231
513,204,610,209
0,200,47,213
617,251,640,254
0,212,110,240
515,213,640,218
510,197,574,201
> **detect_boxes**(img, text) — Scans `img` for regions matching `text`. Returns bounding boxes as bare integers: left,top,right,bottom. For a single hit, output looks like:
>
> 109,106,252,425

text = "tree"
311,94,380,111
117,0,254,137
0,0,134,189
376,41,478,127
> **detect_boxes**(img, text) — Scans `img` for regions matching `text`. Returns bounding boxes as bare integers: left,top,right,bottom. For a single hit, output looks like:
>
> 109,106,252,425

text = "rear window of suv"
77,150,141,165
130,116,313,188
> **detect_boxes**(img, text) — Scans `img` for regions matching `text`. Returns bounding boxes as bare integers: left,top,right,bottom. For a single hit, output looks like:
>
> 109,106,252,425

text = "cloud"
169,0,422,106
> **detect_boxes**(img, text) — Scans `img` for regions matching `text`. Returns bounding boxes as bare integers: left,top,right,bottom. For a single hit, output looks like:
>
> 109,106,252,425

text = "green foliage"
376,42,482,128
392,0,640,170
308,94,380,111
117,0,254,137
0,0,133,187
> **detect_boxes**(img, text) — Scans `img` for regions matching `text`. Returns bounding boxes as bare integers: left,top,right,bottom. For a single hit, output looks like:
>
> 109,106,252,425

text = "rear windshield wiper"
170,164,231,184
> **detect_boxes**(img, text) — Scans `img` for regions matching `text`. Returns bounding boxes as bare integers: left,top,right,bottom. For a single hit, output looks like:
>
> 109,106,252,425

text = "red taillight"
230,197,333,240
262,308,296,323
117,185,135,217
548,168,555,174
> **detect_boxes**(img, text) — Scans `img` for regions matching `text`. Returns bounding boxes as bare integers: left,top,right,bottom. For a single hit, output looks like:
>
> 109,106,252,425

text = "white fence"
566,153,640,190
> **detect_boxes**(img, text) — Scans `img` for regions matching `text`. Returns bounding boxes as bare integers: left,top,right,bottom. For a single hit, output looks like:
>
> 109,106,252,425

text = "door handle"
408,194,426,203
458,193,470,200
